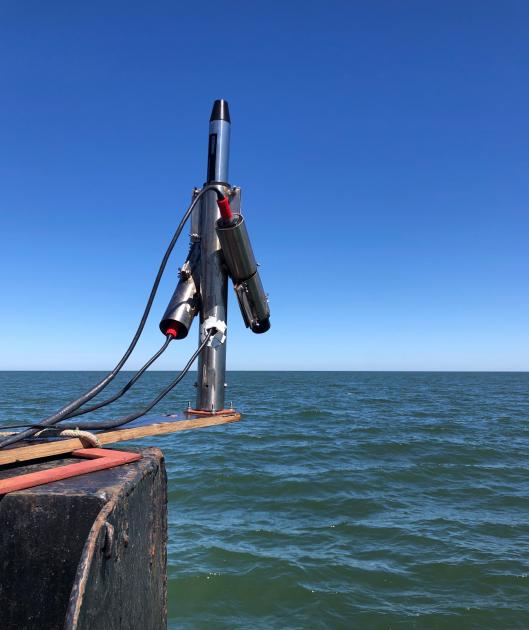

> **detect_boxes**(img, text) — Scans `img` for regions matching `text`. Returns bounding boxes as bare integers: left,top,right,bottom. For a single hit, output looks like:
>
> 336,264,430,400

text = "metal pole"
195,100,231,412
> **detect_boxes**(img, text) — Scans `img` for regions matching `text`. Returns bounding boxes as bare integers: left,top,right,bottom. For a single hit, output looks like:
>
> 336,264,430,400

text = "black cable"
63,334,173,420
56,329,214,430
0,337,170,433
0,186,225,449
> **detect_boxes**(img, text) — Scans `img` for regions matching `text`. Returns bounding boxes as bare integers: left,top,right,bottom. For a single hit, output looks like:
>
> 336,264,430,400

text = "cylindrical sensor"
216,213,270,334
159,243,200,339
235,273,271,333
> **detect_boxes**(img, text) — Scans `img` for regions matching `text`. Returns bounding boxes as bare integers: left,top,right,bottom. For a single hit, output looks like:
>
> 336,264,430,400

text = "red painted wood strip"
0,448,141,494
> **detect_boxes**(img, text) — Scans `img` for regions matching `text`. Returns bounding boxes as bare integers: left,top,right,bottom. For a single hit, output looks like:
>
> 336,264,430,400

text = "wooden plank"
0,413,241,467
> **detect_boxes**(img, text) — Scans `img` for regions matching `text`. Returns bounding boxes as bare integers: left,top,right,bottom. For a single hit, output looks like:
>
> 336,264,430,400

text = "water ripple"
1,371,529,628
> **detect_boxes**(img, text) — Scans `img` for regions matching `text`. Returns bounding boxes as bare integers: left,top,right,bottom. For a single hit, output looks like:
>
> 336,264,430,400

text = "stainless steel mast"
195,100,231,412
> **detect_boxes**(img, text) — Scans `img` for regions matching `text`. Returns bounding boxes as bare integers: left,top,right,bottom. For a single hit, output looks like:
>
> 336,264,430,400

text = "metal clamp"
202,316,227,348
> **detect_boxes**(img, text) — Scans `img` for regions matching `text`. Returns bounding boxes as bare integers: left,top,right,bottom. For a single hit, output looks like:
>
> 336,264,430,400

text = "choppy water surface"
1,371,529,628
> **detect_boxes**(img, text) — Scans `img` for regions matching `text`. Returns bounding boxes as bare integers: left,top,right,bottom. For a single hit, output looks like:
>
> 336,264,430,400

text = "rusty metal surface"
0,448,167,630
65,448,167,630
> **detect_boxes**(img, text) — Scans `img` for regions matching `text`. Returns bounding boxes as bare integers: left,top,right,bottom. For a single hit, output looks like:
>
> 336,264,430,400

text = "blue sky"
0,1,528,370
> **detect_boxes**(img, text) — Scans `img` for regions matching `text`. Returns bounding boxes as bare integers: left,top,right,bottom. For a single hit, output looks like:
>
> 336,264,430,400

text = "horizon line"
1,369,528,374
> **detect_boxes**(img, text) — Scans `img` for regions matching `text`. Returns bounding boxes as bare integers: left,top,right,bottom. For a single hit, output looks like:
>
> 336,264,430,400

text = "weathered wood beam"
0,413,241,466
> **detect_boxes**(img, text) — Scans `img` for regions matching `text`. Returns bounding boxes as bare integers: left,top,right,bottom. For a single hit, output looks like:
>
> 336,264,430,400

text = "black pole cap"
210,99,231,123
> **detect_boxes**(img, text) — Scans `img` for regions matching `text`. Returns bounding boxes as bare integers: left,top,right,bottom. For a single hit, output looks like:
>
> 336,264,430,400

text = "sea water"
1,371,528,629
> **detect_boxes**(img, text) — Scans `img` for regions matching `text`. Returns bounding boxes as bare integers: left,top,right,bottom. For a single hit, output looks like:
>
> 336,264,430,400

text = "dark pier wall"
0,447,167,630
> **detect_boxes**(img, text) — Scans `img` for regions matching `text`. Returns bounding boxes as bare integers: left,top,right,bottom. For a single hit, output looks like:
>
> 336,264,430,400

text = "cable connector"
217,196,233,222
165,326,179,339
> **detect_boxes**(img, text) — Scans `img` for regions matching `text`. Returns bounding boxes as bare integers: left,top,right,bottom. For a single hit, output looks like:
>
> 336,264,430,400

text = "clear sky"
0,1,528,370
